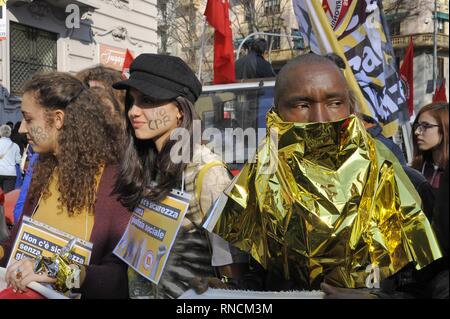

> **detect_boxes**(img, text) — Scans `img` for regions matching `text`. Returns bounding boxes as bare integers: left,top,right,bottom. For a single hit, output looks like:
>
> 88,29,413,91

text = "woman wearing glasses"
412,102,449,189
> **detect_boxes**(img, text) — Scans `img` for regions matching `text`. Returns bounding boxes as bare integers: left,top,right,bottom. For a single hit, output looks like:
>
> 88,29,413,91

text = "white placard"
178,288,325,299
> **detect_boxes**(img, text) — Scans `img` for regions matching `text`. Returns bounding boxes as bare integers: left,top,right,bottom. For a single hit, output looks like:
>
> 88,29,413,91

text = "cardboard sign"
114,190,191,285
7,216,93,267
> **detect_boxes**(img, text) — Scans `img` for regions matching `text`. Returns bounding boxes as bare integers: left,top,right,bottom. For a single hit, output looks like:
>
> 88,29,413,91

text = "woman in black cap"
113,54,246,299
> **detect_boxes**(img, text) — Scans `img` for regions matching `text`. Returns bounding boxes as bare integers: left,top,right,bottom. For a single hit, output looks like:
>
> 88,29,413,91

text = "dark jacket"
432,162,449,256
363,114,407,165
402,166,435,221
0,165,132,299
235,52,276,80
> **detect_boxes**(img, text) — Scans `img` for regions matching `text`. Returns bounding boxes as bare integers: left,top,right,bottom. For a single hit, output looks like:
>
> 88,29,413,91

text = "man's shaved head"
274,53,348,107
274,53,357,123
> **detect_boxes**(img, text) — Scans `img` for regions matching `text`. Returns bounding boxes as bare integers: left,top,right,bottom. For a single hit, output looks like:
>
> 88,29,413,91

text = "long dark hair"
114,95,197,210
24,72,121,215
412,102,449,170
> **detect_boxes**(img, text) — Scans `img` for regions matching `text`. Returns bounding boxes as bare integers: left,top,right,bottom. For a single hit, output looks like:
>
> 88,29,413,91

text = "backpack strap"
194,160,228,280
195,161,227,218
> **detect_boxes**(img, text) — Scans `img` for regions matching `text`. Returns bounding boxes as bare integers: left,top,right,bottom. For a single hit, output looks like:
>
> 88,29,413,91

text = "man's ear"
54,109,65,130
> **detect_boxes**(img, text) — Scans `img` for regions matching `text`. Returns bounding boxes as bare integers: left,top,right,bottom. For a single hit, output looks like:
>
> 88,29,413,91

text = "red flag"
122,49,134,79
400,37,414,117
433,80,448,102
204,0,235,84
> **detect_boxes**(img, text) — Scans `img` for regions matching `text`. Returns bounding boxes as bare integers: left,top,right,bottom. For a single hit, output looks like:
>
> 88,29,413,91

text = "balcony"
392,33,449,50
268,48,306,63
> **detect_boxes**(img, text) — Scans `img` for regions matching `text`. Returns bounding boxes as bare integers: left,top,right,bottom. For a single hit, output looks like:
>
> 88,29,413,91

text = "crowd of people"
0,51,448,299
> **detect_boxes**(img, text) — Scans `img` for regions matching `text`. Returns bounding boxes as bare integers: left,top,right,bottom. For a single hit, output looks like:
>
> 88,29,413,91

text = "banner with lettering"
7,216,92,267
293,0,407,136
114,190,191,285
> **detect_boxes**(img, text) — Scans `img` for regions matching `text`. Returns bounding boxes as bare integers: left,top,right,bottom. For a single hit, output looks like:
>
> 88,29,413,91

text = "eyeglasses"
413,122,440,133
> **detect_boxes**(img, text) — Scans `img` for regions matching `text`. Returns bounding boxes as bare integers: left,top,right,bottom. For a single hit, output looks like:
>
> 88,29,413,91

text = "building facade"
158,0,305,84
228,0,305,72
384,0,449,113
1,0,158,124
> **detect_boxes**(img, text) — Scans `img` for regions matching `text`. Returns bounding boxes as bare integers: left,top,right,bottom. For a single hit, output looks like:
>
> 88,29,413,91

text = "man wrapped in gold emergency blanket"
204,112,442,290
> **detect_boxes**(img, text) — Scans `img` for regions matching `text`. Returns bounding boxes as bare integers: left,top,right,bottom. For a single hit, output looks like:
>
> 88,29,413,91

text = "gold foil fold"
211,112,442,289
34,238,81,293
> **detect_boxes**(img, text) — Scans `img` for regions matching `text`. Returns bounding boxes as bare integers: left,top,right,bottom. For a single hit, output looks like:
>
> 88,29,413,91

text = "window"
266,29,281,50
264,0,281,15
437,18,446,33
9,22,57,96
389,21,401,36
195,84,275,171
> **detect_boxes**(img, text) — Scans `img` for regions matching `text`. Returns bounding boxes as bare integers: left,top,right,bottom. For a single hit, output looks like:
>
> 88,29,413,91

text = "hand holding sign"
6,217,92,296
5,257,56,293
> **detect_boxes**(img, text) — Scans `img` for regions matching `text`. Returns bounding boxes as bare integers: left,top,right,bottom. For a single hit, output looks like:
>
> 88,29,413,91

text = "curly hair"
24,72,121,215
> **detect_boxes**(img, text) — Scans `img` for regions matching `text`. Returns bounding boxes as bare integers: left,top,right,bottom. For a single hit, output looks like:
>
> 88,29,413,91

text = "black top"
235,52,276,80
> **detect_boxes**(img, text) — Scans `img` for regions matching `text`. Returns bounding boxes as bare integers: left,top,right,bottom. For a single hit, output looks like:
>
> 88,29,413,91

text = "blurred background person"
0,125,21,193
235,38,276,80
76,65,126,127
412,102,449,190
10,121,28,189
5,122,13,131
10,122,27,156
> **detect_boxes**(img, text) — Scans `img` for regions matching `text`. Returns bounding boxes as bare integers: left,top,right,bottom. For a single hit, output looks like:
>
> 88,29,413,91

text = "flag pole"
432,0,438,93
197,17,208,82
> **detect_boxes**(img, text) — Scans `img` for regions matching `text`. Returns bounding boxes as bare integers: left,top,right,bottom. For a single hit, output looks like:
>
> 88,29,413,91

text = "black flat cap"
113,54,202,104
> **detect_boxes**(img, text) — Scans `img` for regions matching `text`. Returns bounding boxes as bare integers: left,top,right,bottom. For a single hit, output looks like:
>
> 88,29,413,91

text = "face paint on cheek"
29,126,49,145
148,116,171,130
147,108,172,130
158,109,167,117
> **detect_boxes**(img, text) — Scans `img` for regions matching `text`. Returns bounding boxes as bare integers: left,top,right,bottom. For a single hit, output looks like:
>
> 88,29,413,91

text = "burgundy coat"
0,165,132,299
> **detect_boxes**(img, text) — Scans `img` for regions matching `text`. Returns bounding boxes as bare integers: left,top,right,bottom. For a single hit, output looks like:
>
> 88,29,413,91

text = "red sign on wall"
99,44,130,71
